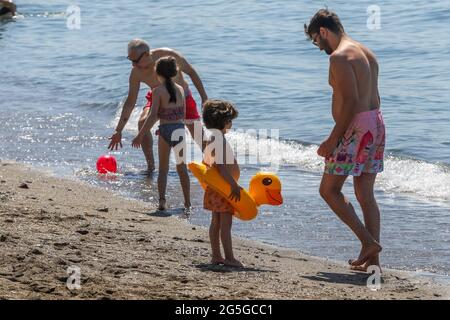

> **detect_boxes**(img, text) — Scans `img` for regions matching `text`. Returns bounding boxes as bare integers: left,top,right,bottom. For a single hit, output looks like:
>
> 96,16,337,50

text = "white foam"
110,100,148,133
379,156,450,200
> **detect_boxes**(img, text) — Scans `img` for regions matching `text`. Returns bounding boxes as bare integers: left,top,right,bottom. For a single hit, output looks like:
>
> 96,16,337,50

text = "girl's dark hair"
304,9,345,40
156,57,178,103
202,99,238,130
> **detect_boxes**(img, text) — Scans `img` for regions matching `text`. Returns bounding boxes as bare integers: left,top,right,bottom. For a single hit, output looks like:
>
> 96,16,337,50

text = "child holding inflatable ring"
202,99,244,267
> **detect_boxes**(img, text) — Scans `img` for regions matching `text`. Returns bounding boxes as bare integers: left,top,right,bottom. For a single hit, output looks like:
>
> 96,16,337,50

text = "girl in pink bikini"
132,57,191,212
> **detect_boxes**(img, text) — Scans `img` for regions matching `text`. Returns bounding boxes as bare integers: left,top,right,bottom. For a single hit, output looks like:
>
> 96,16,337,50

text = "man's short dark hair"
304,9,345,40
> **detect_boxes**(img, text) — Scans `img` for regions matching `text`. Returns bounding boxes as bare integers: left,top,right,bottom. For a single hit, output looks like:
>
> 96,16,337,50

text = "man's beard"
321,38,333,55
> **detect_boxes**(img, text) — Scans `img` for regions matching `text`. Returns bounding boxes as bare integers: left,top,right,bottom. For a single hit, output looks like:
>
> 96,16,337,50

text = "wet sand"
0,161,448,300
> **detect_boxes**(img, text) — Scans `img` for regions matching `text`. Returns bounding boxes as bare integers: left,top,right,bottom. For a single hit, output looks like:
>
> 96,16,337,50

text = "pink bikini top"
158,106,184,121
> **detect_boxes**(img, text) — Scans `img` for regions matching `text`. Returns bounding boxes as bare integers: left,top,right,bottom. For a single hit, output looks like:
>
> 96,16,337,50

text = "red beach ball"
96,155,117,174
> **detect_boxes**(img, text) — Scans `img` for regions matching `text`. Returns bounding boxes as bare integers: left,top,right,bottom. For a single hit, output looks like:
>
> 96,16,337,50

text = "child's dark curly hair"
202,99,238,130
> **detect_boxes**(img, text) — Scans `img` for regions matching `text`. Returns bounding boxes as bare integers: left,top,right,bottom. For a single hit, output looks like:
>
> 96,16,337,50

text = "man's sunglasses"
312,33,321,47
127,51,147,64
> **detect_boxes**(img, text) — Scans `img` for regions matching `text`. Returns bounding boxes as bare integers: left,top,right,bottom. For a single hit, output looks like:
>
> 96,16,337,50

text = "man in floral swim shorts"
305,9,385,272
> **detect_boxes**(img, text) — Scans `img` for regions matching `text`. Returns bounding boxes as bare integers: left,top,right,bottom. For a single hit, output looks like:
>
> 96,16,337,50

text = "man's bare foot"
211,257,225,265
158,198,166,211
350,253,381,272
350,264,383,273
349,241,382,267
350,256,382,273
183,205,192,217
224,258,244,268
147,164,155,174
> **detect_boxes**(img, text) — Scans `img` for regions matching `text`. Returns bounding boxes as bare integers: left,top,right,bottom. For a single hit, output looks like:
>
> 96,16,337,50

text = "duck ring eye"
262,178,272,186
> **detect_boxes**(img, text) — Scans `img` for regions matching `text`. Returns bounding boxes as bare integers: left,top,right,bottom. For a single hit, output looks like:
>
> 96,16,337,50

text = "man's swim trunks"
325,109,385,176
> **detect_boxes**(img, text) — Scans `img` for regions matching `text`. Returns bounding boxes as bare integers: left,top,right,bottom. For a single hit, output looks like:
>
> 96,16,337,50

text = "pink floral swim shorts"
325,109,385,176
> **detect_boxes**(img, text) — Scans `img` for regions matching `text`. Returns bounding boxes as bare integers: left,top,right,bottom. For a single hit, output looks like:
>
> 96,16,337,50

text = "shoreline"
0,160,448,299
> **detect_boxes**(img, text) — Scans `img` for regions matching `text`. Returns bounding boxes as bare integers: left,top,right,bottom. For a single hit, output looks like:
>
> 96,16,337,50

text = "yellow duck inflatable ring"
188,162,283,221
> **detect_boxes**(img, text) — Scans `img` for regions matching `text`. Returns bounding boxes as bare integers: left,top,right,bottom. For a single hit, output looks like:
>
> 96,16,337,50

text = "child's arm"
131,88,161,148
215,139,242,202
216,163,242,201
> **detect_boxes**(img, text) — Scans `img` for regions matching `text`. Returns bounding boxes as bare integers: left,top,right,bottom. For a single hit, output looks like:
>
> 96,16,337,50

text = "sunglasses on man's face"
312,33,321,47
127,51,147,64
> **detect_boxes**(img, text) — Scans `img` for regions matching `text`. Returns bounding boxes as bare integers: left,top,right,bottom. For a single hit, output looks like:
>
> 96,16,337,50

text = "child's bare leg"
157,137,171,210
209,212,224,264
174,142,191,209
220,213,244,267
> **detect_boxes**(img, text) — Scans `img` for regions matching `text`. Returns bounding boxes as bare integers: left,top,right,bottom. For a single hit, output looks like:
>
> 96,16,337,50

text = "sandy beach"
0,160,448,300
